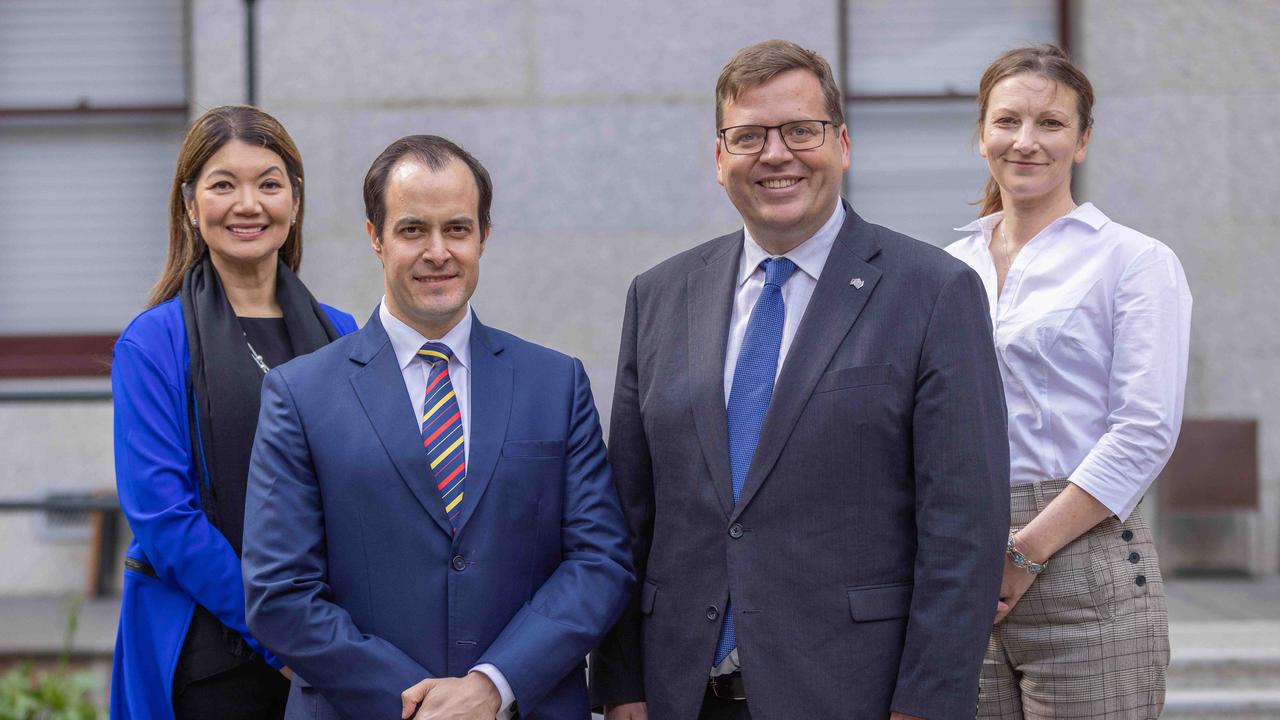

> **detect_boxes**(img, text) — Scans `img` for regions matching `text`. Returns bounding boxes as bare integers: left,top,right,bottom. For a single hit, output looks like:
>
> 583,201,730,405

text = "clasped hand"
401,671,502,720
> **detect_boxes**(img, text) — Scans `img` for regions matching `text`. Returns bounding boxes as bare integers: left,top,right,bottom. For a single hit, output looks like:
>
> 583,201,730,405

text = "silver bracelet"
1007,532,1047,575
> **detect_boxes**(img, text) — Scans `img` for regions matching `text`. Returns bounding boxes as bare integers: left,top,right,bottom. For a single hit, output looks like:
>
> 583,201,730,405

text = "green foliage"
0,596,98,719
0,665,97,720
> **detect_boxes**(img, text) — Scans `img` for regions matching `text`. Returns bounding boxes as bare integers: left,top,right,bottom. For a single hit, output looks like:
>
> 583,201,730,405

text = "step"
1163,689,1280,719
1168,648,1280,690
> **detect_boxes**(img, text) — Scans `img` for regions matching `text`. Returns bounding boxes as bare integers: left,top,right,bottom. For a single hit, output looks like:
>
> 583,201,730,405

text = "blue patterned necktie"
714,256,797,666
418,342,466,530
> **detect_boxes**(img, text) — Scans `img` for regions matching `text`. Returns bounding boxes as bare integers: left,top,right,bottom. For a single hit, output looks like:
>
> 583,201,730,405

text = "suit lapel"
348,310,454,538
732,208,884,521
454,319,512,533
688,233,742,518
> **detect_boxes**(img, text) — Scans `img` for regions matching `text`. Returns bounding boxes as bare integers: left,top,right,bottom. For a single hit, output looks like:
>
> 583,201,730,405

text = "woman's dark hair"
976,45,1094,217
149,105,305,306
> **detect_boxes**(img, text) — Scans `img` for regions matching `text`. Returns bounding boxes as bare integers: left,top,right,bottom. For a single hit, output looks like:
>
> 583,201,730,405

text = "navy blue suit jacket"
243,310,634,719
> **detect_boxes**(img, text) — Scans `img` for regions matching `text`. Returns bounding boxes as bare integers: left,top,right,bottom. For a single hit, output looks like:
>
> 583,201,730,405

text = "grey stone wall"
1077,0,1280,574
4,0,1277,595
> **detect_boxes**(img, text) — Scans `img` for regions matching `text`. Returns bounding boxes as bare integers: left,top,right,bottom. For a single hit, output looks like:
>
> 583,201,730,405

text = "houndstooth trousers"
979,478,1170,720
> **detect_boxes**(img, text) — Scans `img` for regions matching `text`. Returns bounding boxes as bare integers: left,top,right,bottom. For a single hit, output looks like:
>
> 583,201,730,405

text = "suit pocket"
814,363,891,393
847,582,913,622
501,440,564,458
640,579,659,615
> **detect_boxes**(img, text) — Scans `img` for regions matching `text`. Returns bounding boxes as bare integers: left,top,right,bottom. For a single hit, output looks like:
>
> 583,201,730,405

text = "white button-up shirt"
723,200,845,402
946,203,1192,520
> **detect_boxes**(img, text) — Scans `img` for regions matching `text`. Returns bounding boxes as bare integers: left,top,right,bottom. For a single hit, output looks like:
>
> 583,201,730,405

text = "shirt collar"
738,200,846,287
379,298,473,372
953,202,1110,239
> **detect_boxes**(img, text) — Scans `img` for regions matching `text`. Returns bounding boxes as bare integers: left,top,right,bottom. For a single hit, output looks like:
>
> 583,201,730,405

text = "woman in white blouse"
947,45,1192,719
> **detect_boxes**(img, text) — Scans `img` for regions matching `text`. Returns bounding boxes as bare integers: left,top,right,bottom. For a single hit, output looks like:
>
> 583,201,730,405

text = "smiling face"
980,73,1091,210
715,68,850,255
368,158,486,339
186,139,297,274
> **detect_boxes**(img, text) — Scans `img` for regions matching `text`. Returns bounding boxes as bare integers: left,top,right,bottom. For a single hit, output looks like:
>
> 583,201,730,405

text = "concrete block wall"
3,0,1278,596
1077,0,1280,575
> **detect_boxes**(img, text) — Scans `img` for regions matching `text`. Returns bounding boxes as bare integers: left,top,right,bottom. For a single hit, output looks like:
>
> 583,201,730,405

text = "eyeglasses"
718,120,837,155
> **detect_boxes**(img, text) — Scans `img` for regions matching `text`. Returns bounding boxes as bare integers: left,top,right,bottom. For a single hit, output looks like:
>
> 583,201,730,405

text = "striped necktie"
418,342,466,529
714,256,797,666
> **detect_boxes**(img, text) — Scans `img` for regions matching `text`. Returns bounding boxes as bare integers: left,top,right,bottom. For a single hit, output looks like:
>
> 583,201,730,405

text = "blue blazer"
110,297,357,720
242,310,634,719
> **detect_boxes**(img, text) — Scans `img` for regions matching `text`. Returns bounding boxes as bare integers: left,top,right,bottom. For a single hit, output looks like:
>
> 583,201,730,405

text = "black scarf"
180,254,339,557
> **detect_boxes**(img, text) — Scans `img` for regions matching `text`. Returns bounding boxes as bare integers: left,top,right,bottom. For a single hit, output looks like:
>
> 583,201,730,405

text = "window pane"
847,0,1058,96
0,116,185,334
847,100,989,247
0,0,185,107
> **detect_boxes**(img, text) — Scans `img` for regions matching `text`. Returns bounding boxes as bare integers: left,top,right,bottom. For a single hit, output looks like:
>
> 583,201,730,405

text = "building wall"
2,0,1277,595
1077,0,1280,574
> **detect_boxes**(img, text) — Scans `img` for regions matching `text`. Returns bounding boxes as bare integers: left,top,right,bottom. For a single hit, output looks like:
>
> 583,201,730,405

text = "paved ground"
2,576,1277,718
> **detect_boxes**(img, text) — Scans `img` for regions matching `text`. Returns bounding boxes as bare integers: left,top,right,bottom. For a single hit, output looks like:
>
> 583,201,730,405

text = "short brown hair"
976,44,1095,217
363,135,493,239
150,105,305,307
715,39,845,130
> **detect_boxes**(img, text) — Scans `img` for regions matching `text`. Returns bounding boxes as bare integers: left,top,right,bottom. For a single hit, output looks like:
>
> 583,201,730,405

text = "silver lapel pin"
850,277,865,289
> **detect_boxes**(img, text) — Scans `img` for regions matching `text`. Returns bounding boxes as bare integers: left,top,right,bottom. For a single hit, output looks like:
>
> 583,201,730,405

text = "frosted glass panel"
847,0,1057,95
0,116,186,333
0,0,185,107
847,100,990,247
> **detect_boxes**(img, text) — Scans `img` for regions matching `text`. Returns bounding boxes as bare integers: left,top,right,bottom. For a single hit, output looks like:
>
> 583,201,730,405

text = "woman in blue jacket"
110,105,357,719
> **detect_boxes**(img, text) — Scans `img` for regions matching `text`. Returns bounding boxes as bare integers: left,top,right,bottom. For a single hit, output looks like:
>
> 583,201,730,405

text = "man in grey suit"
590,40,1009,720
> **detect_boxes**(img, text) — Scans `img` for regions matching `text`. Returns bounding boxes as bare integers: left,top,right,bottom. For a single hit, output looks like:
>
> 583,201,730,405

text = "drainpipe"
245,0,257,105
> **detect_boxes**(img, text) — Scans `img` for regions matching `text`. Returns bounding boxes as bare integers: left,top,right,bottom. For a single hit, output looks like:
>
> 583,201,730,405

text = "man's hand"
994,553,1039,624
279,666,293,681
604,702,648,720
890,714,925,720
401,671,502,720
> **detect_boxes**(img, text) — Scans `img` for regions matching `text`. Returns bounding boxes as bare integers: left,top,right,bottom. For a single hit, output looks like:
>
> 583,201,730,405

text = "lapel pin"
850,277,865,289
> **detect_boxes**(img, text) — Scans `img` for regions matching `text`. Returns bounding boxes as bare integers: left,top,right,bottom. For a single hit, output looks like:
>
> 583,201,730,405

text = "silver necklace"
998,222,1014,275
245,337,270,374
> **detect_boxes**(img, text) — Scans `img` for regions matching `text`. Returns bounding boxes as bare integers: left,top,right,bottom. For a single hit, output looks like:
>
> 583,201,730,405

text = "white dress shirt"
379,300,514,719
723,200,845,402
713,200,843,677
946,203,1192,520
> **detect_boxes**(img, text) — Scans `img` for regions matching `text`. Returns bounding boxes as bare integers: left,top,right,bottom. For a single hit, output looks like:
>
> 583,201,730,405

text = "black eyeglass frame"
717,119,839,155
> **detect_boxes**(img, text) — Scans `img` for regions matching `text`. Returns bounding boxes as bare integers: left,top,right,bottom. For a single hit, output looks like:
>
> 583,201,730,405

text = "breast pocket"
501,440,565,458
813,363,891,394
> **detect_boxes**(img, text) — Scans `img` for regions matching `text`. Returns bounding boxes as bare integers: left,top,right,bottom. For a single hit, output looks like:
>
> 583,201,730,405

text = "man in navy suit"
590,40,1009,719
243,135,633,720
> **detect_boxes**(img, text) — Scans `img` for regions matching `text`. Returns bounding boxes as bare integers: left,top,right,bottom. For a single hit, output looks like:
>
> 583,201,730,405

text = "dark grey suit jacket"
590,205,1009,719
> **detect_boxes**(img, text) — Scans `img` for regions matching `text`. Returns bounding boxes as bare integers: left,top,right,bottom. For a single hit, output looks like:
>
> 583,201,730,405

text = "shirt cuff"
471,663,515,720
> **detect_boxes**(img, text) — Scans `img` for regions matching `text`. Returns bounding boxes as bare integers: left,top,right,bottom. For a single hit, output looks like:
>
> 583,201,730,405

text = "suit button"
706,606,719,621
1135,575,1147,587
1128,552,1141,564
728,523,744,539
1121,530,1134,541
451,555,466,572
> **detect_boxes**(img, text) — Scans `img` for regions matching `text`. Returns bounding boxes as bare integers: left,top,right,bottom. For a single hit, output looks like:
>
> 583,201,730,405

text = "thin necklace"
245,336,270,374
998,221,1014,275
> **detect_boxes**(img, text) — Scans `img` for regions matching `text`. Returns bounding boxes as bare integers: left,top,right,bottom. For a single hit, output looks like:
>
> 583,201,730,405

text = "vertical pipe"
837,0,850,200
245,0,257,105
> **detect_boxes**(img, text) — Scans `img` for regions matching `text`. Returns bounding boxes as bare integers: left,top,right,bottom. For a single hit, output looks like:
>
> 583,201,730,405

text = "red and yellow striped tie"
419,342,465,529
